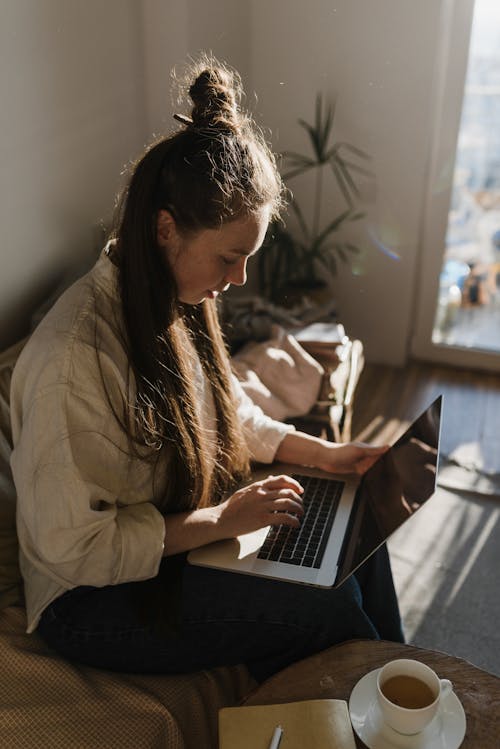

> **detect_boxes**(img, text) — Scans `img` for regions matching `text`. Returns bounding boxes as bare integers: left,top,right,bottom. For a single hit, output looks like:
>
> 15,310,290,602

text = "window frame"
411,0,500,371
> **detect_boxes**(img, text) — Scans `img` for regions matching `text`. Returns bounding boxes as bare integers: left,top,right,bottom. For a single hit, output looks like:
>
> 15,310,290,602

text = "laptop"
188,396,442,588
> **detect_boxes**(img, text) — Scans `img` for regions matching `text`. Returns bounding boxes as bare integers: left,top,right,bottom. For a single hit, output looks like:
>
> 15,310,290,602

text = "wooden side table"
244,639,500,748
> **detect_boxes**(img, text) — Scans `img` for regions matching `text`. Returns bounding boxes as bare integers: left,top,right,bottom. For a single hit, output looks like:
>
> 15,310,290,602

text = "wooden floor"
351,360,500,676
351,359,500,470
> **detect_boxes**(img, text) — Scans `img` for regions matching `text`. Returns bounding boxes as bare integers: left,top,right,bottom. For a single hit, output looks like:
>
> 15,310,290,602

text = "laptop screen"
335,395,442,587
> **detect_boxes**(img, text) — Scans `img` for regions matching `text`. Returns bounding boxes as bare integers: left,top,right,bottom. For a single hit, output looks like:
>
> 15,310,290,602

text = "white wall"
247,0,444,365
0,0,148,348
141,0,252,139
141,0,189,138
0,0,253,350
1,1,454,367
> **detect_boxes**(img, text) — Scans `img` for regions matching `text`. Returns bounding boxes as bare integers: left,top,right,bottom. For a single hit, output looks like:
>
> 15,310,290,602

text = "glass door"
412,0,500,370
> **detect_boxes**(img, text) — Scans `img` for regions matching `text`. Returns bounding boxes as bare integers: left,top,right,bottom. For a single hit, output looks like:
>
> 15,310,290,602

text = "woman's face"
158,207,270,304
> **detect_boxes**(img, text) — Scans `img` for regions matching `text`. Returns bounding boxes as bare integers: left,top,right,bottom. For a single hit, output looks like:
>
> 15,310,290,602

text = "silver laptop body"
188,396,442,589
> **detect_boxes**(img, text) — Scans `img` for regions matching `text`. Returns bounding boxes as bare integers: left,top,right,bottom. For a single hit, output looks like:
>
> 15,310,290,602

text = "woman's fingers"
268,496,304,516
222,478,306,536
268,511,301,528
263,489,304,528
262,474,304,494
262,487,304,511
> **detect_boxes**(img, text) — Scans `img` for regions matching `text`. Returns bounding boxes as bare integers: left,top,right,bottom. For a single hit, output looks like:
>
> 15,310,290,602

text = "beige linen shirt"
10,250,293,633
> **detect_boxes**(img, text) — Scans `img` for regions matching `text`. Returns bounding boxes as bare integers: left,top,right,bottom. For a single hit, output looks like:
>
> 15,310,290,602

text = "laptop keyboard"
257,474,344,569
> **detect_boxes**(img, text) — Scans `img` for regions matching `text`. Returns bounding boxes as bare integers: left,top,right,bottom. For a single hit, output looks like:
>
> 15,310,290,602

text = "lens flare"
367,225,401,261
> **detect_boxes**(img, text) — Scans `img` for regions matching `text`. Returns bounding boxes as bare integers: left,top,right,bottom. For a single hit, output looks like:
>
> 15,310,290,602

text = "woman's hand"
275,430,388,476
315,441,389,475
162,440,386,556
216,474,305,538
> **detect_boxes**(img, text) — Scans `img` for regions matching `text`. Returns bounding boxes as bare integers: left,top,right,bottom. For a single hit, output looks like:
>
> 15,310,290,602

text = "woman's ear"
156,209,177,249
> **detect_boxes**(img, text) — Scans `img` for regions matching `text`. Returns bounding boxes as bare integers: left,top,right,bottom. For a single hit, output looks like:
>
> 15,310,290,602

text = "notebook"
218,699,356,749
188,396,442,588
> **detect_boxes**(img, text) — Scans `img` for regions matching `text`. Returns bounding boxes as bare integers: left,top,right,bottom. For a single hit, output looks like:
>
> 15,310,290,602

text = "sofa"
0,338,256,749
0,308,363,747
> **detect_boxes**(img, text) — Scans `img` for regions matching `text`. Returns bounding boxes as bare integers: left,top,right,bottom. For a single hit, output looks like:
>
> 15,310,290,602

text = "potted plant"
258,94,373,309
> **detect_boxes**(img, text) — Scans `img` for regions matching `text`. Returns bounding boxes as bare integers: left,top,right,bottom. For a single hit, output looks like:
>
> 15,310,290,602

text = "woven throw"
0,606,254,749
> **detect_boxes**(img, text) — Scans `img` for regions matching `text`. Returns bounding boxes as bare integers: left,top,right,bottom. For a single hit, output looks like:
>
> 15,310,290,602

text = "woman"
10,59,403,681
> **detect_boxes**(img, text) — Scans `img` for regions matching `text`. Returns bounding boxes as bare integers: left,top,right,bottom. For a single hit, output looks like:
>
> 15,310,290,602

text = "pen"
268,724,283,749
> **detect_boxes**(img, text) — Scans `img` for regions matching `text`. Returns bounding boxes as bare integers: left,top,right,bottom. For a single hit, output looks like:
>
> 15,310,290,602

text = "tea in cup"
376,658,452,735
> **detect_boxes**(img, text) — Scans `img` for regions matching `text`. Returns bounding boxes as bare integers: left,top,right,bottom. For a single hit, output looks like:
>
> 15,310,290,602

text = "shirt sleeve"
232,374,295,464
11,382,165,590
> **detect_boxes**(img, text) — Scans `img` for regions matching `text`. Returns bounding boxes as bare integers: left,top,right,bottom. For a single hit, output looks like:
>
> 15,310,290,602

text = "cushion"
232,325,324,421
0,338,27,609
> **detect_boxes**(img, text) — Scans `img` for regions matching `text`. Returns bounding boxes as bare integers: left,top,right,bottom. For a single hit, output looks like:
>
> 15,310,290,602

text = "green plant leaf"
314,94,325,156
337,245,348,264
258,90,373,301
308,209,351,259
337,142,371,160
325,143,340,161
282,151,316,168
317,208,352,242
298,118,322,163
335,156,361,199
282,165,316,181
329,160,355,208
316,250,338,278
316,94,335,160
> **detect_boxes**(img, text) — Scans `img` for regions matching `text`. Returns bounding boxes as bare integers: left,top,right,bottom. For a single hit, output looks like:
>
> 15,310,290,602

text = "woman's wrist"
274,430,332,468
162,504,225,557
314,441,339,472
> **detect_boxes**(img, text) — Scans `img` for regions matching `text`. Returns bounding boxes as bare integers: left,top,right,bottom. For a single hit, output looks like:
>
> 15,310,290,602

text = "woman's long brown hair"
110,59,283,514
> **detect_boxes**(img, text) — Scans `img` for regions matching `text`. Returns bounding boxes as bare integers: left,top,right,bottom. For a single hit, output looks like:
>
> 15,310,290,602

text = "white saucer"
348,668,466,749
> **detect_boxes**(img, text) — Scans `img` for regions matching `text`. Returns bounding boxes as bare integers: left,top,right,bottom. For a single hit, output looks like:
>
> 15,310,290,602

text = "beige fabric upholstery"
0,340,256,746
0,338,27,609
0,605,255,748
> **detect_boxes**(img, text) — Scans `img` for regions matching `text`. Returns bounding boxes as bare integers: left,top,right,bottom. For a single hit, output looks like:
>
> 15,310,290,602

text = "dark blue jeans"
38,546,403,682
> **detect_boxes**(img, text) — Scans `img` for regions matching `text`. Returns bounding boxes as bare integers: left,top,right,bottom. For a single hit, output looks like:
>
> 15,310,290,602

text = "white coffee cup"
376,658,453,735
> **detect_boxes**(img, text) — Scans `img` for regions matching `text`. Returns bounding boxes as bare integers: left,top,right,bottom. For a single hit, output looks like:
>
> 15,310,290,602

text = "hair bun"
188,66,241,131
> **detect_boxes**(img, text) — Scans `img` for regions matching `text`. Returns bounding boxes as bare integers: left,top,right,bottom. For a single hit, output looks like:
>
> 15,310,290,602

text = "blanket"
0,339,255,748
0,605,254,748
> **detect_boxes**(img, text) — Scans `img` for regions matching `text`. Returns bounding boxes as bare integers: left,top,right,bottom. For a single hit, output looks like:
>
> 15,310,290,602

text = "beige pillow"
0,338,27,609
232,325,324,421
